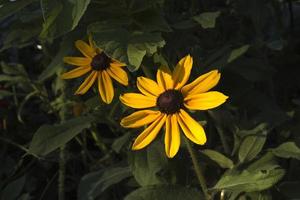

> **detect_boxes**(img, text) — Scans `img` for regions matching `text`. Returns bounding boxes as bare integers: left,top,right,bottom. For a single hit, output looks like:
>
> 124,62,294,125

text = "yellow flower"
61,37,128,104
120,55,228,158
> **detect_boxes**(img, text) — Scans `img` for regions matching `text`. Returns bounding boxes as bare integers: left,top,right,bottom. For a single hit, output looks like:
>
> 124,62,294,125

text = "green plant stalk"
58,145,65,200
184,138,210,200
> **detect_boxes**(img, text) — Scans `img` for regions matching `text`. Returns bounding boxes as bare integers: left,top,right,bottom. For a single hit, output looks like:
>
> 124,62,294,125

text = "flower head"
61,36,128,104
120,55,228,158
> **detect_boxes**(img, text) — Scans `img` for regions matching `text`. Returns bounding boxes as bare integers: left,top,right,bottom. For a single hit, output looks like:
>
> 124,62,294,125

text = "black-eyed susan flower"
120,55,228,158
61,37,128,104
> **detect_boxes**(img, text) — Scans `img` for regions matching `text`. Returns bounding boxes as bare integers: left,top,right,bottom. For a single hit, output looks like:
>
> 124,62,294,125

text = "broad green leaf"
112,132,131,153
124,185,203,200
38,30,83,81
28,116,94,156
238,123,268,163
128,140,168,186
227,45,250,63
201,149,234,169
0,0,35,22
39,0,90,40
213,164,285,192
78,167,132,200
193,11,221,29
1,175,25,200
89,22,165,71
271,142,300,160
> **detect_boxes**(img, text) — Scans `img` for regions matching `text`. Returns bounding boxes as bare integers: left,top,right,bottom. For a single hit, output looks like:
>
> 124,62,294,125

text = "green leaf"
193,11,221,29
201,149,234,169
112,132,131,153
271,142,300,160
78,167,132,200
39,0,90,40
89,22,165,71
213,164,285,192
238,123,268,163
227,45,250,63
124,185,203,200
128,140,168,186
1,175,25,200
28,116,94,156
0,0,35,22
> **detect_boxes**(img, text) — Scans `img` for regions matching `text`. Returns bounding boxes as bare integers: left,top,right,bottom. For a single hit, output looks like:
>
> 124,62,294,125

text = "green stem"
184,138,210,200
58,146,65,200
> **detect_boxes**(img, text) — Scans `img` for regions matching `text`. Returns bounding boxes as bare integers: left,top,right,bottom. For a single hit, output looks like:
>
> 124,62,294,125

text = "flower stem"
184,138,210,200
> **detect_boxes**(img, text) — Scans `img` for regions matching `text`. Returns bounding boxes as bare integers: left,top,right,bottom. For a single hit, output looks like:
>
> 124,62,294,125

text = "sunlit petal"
156,65,173,90
137,76,163,97
98,71,114,104
120,110,161,128
75,40,96,58
177,109,206,145
132,114,166,150
182,70,221,96
165,114,180,158
63,57,91,66
173,55,193,90
107,66,128,86
61,66,91,79
119,93,157,109
75,71,97,95
184,91,228,110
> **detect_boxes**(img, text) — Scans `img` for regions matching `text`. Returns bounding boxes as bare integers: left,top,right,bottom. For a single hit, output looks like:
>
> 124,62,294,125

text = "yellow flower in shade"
61,37,128,104
120,55,228,158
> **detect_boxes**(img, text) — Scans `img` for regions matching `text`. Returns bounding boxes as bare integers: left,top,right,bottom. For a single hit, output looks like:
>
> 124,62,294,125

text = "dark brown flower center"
91,52,111,71
157,89,184,114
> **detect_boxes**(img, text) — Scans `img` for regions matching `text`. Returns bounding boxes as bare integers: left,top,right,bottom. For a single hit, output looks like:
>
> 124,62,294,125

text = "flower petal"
184,91,228,110
88,35,95,49
75,71,97,95
137,76,163,97
63,57,91,66
165,114,180,158
156,65,173,90
98,71,114,104
110,60,126,67
120,93,157,109
75,40,96,58
106,66,128,86
177,109,206,145
182,70,221,96
61,66,91,79
132,114,166,150
120,110,161,128
173,55,193,90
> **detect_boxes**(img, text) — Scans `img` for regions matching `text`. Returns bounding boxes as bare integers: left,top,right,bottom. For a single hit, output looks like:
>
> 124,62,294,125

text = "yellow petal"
137,76,163,97
132,114,166,150
184,91,228,110
106,66,128,86
75,71,97,95
63,57,91,66
98,71,114,104
120,93,157,109
173,55,193,90
110,60,126,67
182,70,221,96
61,66,91,79
156,65,173,90
88,35,95,49
75,40,96,58
165,114,180,158
177,109,206,145
120,110,161,128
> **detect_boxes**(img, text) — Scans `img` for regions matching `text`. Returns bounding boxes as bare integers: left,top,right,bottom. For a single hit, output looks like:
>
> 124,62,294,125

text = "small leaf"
128,140,168,186
125,185,203,200
78,167,132,200
112,132,131,153
193,11,221,29
0,90,13,99
227,45,250,63
201,149,234,169
238,123,268,163
28,116,94,156
213,164,285,192
271,142,300,160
